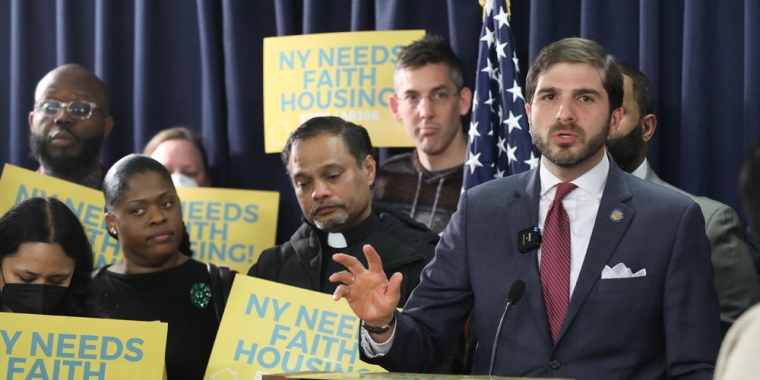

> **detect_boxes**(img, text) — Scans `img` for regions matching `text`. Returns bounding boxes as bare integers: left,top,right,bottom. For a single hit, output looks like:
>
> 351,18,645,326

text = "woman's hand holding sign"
330,244,400,343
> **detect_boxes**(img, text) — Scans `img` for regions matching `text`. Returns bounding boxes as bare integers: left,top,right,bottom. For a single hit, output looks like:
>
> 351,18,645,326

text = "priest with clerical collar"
247,116,438,307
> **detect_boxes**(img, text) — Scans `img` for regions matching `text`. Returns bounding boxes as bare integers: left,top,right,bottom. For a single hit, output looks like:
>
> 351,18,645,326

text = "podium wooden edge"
261,372,573,380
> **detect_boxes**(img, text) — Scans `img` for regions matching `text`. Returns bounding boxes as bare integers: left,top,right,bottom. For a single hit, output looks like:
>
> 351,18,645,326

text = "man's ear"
102,116,114,138
363,154,376,186
525,103,531,118
608,107,624,138
388,94,402,121
28,112,35,131
641,114,658,142
458,87,473,116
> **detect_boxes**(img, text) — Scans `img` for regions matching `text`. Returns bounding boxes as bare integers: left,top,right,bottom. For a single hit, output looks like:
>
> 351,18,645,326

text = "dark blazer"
644,161,760,336
364,159,721,379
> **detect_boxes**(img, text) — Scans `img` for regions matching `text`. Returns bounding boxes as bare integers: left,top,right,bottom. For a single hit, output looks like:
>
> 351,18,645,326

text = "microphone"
488,279,526,376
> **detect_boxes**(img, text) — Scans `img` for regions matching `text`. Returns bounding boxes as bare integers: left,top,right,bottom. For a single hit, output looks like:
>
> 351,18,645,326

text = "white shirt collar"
630,158,649,180
539,151,609,199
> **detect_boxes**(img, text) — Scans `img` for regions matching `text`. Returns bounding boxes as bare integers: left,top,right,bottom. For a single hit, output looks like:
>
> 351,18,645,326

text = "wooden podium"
263,371,572,380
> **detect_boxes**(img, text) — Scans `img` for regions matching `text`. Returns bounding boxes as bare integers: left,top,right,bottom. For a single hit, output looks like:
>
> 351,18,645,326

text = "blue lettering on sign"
296,49,311,69
124,338,144,362
31,332,54,357
188,201,203,219
56,333,77,358
336,47,351,66
101,336,123,360
7,357,25,378
206,202,222,221
245,294,290,321
280,51,295,70
354,46,368,65
317,311,338,335
295,306,317,330
258,347,280,369
1,330,21,354
79,335,99,360
82,204,101,228
234,340,258,364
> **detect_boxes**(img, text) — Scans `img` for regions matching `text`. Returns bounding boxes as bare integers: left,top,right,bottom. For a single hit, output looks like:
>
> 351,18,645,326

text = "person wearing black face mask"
0,197,98,317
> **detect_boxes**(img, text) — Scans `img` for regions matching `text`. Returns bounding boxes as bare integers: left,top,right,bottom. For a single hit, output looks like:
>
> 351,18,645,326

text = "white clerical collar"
327,233,348,248
630,158,649,180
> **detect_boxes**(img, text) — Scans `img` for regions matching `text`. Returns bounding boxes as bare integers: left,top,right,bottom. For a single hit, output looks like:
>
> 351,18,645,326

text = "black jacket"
247,205,439,307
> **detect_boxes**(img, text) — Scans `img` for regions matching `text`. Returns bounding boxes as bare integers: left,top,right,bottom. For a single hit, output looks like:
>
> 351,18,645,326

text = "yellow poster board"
205,276,385,379
176,187,279,273
0,313,167,379
263,30,425,153
0,164,279,274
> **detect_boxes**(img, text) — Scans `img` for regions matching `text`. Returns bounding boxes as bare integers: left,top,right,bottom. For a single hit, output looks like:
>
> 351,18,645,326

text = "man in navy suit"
329,37,721,379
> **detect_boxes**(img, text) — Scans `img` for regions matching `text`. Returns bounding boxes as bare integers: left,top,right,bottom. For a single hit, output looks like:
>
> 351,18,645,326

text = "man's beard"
532,121,609,168
309,200,349,231
29,131,104,182
606,123,643,173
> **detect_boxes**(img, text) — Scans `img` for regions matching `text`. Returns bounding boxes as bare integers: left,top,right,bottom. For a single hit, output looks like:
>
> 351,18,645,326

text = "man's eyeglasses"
398,90,459,108
35,99,99,120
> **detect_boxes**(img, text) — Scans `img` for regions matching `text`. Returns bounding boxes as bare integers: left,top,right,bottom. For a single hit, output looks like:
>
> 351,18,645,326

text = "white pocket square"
601,263,646,279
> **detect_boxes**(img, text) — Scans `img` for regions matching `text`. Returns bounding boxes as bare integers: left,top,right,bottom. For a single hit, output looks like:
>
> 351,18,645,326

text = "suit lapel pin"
610,209,624,222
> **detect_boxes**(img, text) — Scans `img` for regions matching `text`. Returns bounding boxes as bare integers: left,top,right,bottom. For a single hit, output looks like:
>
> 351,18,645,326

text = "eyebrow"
126,190,175,205
536,87,602,97
19,269,71,279
292,163,345,179
403,84,449,95
574,88,602,97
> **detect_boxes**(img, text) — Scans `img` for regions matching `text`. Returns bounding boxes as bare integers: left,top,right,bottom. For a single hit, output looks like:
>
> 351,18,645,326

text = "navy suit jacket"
363,159,721,379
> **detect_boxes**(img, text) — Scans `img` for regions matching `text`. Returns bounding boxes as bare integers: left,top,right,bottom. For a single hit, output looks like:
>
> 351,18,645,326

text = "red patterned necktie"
540,182,577,343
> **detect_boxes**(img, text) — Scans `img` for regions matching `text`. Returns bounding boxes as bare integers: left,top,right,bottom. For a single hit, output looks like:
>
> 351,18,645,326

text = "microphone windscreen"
508,280,526,305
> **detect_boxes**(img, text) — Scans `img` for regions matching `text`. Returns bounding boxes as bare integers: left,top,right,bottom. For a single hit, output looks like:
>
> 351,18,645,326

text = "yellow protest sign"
177,187,279,273
0,313,167,379
263,30,425,152
0,164,119,268
205,276,385,379
0,164,279,273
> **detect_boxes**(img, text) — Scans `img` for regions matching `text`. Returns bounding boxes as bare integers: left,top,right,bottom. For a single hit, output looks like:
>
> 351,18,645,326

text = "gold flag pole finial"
479,0,512,21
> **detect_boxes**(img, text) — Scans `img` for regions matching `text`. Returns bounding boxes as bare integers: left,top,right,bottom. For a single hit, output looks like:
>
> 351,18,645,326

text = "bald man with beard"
607,62,760,336
28,64,114,189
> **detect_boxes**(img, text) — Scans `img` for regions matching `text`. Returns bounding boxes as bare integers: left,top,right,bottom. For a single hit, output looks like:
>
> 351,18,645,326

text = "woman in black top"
93,154,221,379
0,197,98,317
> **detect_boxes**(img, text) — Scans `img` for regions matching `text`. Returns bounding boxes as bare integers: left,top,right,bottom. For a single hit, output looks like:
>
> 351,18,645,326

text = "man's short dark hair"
526,37,623,116
395,34,465,91
619,62,654,118
281,116,373,172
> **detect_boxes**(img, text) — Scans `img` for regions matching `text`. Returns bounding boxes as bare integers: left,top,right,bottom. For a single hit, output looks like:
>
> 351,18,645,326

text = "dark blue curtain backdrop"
1,0,758,244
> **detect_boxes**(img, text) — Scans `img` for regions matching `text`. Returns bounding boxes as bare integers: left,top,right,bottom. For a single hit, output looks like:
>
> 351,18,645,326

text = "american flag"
463,0,539,190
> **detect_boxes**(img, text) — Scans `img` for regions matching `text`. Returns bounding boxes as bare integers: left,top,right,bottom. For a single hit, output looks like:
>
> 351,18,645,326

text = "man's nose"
312,180,332,200
417,97,436,119
54,107,74,124
555,100,577,123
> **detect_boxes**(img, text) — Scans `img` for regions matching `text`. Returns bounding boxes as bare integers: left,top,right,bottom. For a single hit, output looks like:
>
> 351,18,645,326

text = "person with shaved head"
28,64,114,189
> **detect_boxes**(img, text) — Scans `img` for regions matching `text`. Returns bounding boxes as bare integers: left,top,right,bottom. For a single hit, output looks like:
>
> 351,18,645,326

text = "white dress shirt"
361,153,612,356
630,158,649,180
537,153,608,296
